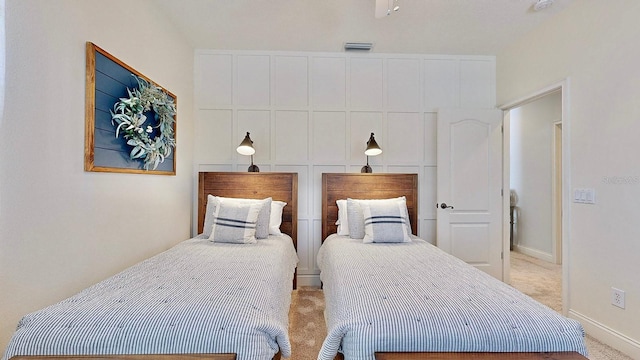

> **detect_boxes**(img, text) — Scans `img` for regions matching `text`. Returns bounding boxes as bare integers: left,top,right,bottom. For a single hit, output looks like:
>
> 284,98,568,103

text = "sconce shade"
236,132,255,156
364,133,382,156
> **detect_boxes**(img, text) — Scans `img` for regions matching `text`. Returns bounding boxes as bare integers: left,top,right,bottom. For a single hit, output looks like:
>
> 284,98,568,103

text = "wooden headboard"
198,172,298,251
321,173,418,241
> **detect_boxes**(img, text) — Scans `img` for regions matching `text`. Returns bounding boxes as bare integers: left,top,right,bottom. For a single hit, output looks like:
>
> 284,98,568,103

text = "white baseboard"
297,274,321,288
569,309,640,359
513,244,553,263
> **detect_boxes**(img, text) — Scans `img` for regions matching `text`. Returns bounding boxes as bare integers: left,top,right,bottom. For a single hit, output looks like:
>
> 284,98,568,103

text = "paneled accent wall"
194,50,496,286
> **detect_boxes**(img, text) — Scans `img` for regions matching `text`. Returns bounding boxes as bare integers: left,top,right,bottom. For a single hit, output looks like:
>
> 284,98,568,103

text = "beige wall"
0,0,194,352
498,0,640,357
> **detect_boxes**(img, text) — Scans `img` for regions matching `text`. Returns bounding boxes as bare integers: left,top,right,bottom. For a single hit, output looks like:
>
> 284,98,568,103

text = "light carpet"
287,253,634,359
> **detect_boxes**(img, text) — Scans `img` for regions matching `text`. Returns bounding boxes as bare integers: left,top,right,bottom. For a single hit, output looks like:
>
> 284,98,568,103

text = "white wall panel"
421,219,436,245
312,219,323,272
386,112,423,164
460,59,495,109
237,55,270,106
387,165,421,173
195,54,233,108
313,112,347,162
350,57,383,110
198,164,234,173
422,166,438,220
296,219,311,272
275,111,309,162
195,110,233,163
275,165,310,217
387,58,421,111
194,50,496,285
424,112,437,166
275,56,308,107
424,59,458,110
350,112,383,162
237,110,271,163
312,57,346,108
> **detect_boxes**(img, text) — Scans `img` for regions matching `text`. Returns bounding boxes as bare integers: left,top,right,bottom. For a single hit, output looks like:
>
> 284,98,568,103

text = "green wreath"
111,75,176,170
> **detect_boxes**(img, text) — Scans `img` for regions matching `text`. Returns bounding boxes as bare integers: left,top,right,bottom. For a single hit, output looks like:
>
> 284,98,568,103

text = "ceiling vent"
344,42,373,51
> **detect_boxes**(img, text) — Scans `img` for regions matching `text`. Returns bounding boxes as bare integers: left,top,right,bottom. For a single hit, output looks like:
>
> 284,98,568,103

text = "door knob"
438,202,454,209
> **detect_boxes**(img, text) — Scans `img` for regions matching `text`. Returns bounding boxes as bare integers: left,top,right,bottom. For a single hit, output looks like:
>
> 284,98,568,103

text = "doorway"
501,80,570,315
508,90,561,263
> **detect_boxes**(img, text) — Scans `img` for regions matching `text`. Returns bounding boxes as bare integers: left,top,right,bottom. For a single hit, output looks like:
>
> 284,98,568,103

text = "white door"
437,108,504,280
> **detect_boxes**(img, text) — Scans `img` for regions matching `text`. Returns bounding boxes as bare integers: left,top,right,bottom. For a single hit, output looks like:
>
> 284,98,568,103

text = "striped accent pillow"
347,197,412,239
204,195,272,239
208,201,262,244
361,201,411,243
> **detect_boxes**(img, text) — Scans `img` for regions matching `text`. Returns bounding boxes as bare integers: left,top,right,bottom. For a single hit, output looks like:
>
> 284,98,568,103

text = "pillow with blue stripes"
347,197,412,239
208,201,262,244
361,200,411,243
204,195,272,239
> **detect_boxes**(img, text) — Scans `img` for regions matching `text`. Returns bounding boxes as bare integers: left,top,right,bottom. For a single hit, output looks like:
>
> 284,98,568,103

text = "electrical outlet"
611,287,625,309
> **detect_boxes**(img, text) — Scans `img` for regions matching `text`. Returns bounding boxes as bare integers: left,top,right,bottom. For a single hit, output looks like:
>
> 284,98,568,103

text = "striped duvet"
317,234,587,360
3,235,298,360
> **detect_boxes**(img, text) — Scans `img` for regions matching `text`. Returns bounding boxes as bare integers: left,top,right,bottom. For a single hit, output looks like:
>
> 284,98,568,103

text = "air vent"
344,42,373,51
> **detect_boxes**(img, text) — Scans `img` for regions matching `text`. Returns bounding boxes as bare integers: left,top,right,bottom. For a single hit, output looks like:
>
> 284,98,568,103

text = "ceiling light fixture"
533,0,554,11
375,0,399,18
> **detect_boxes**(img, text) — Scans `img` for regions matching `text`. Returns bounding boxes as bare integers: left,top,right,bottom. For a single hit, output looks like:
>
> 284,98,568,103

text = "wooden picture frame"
84,42,177,175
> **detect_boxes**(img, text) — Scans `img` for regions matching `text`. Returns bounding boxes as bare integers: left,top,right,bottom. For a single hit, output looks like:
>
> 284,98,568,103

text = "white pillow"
336,199,349,236
361,201,411,243
269,201,287,235
204,195,271,239
347,197,412,239
208,201,262,244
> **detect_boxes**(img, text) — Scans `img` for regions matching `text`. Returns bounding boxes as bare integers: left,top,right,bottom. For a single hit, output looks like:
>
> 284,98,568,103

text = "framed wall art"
84,42,177,175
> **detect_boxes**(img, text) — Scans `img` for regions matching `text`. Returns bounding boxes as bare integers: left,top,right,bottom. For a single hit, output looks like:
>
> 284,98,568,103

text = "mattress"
317,234,587,360
3,235,298,360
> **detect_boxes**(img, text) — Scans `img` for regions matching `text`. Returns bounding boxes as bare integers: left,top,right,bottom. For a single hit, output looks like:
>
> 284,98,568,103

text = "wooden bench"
374,352,588,360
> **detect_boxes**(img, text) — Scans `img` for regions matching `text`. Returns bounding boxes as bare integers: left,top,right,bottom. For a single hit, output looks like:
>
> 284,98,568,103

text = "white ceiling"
154,0,575,55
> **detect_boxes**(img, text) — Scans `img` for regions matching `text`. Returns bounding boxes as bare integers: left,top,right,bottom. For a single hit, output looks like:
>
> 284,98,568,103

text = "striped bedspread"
3,235,298,360
317,234,587,360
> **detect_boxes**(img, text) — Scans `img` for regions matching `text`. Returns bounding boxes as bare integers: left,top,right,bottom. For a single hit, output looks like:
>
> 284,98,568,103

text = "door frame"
553,121,563,265
499,79,572,315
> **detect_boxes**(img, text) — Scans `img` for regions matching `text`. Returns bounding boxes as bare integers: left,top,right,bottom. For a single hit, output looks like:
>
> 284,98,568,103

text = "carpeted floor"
287,252,634,359
509,252,634,360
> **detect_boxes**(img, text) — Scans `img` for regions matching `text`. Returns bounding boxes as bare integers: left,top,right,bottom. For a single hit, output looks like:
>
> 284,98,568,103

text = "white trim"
513,245,554,263
551,121,563,265
570,310,640,359
502,111,511,283
297,274,321,288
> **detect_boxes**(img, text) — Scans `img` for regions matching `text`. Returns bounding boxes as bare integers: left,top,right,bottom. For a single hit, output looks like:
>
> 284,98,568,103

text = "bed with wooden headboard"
317,173,587,360
321,173,417,241
4,172,299,360
198,172,297,247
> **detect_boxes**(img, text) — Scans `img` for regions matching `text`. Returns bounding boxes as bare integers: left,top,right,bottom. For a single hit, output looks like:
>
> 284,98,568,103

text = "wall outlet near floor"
611,287,625,309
